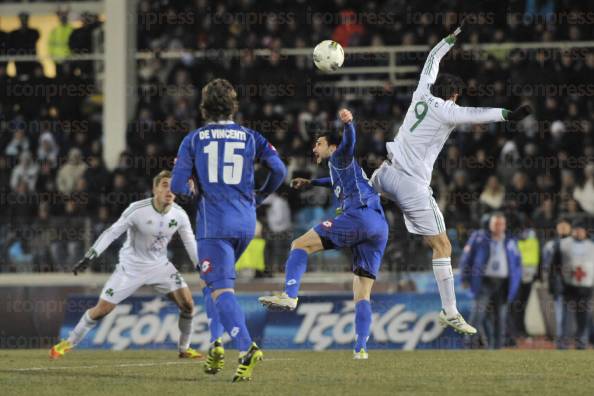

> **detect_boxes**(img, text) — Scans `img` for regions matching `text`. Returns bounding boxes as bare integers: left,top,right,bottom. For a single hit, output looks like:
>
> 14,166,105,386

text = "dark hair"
200,79,238,121
430,73,465,100
571,218,587,230
316,131,341,147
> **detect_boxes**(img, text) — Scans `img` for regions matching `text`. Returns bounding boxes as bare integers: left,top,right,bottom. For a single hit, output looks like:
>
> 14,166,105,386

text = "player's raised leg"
425,233,476,335
259,228,324,311
50,298,115,360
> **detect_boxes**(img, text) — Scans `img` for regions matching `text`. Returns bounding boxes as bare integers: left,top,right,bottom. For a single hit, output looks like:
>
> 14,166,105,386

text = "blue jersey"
171,121,278,239
328,123,381,212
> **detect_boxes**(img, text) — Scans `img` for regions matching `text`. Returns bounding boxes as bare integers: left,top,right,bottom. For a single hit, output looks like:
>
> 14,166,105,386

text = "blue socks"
284,248,308,298
355,300,372,352
215,291,252,352
203,287,224,343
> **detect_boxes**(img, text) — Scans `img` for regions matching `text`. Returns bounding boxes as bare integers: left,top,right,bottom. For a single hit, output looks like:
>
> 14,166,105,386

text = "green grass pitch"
1,349,593,395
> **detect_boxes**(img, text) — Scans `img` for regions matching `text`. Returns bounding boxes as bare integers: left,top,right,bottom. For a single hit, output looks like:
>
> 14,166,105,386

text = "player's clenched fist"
291,178,311,190
339,108,353,124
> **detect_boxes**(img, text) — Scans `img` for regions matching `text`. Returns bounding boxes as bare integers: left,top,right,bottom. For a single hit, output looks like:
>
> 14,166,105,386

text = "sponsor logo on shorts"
200,259,212,274
322,220,333,228
105,288,114,297
333,186,342,199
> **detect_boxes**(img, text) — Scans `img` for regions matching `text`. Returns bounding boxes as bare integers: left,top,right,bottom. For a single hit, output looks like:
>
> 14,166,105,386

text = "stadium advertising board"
60,293,471,351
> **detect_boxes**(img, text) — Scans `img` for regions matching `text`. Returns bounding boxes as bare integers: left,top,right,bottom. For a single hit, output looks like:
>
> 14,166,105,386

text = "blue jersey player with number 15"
259,109,389,360
171,79,286,382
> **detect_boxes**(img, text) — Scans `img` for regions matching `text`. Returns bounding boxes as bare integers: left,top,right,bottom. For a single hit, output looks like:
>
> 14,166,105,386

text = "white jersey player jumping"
50,170,204,360
370,22,532,334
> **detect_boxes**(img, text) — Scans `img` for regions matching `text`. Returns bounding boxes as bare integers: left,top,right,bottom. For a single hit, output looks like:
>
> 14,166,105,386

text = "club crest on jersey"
168,219,178,228
200,259,212,274
322,220,333,228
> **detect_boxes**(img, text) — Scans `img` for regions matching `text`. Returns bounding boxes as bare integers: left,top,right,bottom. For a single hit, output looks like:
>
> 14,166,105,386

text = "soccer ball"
313,40,344,72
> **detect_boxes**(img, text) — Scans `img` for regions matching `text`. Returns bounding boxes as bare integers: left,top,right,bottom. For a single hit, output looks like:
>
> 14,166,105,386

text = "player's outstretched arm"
334,109,356,166
73,211,132,275
443,103,533,125
417,21,464,92
311,177,332,188
171,133,195,196
290,177,331,189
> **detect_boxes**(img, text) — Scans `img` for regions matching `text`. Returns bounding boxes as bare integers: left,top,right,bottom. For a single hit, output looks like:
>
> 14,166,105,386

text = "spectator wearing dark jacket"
540,217,572,343
460,212,523,349
8,12,39,76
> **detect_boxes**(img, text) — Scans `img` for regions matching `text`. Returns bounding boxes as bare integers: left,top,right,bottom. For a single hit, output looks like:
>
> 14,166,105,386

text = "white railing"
1,40,592,89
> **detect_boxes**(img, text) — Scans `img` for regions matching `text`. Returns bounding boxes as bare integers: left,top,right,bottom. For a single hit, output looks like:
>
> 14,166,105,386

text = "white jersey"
88,198,198,272
560,237,594,288
386,38,507,186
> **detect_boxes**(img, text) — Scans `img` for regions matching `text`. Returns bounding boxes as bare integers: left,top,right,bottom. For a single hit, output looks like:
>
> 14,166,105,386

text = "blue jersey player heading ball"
259,109,388,360
171,79,287,382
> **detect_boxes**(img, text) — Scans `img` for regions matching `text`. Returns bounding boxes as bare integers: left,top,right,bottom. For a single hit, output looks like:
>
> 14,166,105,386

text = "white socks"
67,309,97,346
178,311,194,352
432,258,459,317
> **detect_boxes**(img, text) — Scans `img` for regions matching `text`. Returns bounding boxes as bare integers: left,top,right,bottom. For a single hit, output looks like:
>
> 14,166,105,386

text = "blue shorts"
313,206,388,279
198,237,251,289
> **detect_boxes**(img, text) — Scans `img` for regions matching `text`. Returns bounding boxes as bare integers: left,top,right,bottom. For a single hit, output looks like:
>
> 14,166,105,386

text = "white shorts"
370,161,446,236
100,262,188,304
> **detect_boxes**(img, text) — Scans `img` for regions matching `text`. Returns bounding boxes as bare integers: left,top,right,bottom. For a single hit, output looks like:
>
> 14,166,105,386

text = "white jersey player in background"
50,170,204,360
371,22,532,334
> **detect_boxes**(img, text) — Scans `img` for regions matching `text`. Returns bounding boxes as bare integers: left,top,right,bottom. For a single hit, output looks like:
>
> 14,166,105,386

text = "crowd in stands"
1,0,593,275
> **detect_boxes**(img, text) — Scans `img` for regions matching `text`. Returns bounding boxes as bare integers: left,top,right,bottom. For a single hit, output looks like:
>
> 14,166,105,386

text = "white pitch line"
6,358,295,372
8,361,195,372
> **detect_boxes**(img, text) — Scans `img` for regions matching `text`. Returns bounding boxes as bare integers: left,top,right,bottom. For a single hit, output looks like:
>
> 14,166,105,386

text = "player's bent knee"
291,230,323,254
290,239,311,254
426,234,451,258
353,276,374,302
290,238,306,251
90,300,116,320
354,293,371,302
179,300,194,314
353,286,372,301
438,238,452,257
